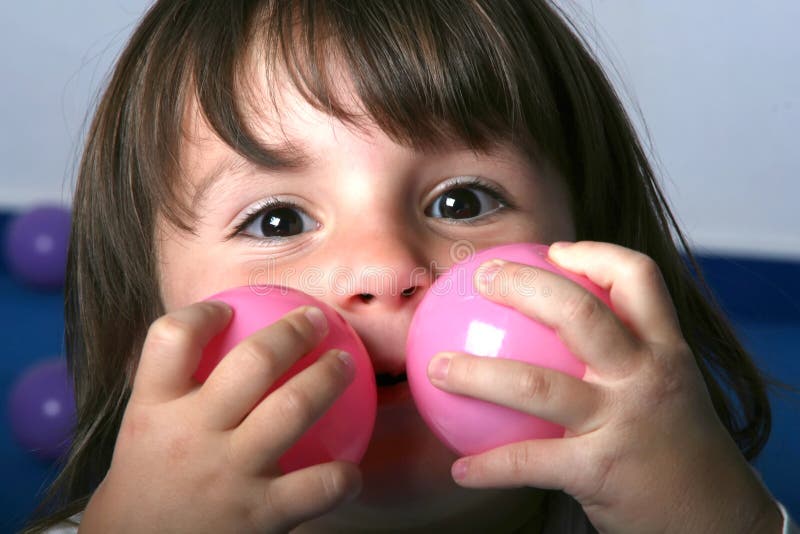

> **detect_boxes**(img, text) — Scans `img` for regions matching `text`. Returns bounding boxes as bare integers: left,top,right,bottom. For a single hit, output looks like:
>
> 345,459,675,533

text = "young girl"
25,1,796,532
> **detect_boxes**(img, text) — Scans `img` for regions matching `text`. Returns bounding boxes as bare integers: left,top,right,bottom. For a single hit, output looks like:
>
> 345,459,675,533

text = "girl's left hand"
427,241,782,534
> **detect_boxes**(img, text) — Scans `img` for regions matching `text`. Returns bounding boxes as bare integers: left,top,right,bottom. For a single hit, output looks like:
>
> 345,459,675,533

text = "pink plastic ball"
193,285,377,472
406,242,612,456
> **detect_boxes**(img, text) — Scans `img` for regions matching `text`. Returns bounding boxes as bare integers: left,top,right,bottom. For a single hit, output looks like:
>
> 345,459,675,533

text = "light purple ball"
4,205,71,289
7,358,76,461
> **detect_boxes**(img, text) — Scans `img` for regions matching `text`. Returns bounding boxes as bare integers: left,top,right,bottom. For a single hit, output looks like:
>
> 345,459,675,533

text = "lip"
377,380,412,407
355,317,411,372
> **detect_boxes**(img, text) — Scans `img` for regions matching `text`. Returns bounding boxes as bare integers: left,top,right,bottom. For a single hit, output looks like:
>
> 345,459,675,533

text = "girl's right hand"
80,301,362,533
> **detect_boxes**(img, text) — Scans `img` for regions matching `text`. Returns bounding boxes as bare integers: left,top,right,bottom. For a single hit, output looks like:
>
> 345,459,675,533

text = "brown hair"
24,1,776,530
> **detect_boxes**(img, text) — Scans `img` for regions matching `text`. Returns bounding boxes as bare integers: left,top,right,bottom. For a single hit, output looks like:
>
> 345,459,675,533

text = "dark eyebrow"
189,136,518,211
190,139,313,209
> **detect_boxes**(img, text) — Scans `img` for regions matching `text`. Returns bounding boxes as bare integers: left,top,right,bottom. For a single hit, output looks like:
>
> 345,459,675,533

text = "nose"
331,242,431,312
330,235,431,376
322,230,432,376
312,203,440,376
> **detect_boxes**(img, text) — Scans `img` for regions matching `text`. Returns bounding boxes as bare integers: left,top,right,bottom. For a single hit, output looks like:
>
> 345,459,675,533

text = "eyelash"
228,176,514,242
433,176,516,217
228,198,310,242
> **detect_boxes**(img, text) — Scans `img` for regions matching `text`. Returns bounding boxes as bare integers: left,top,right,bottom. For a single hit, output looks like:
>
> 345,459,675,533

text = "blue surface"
694,254,800,323
740,321,800,515
0,210,798,531
0,260,65,530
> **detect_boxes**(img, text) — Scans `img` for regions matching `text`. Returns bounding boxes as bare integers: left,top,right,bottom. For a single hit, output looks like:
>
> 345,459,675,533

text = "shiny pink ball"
193,285,377,472
406,242,612,455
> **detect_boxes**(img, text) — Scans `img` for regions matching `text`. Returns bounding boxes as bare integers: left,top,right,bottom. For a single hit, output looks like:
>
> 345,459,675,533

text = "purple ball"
4,205,71,289
7,358,76,461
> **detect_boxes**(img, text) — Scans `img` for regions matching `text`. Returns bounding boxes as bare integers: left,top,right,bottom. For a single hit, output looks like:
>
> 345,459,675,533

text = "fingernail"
549,241,572,251
208,300,232,316
304,307,328,335
345,477,363,502
475,259,505,291
428,354,452,383
452,458,469,481
337,351,354,379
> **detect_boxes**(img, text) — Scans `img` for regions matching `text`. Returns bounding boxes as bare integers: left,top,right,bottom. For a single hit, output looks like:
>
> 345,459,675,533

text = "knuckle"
320,466,348,501
517,368,552,406
146,314,196,349
322,351,350,385
631,253,663,284
583,449,616,503
262,484,287,527
277,384,314,424
505,445,531,480
511,266,539,296
238,339,279,378
563,290,601,325
118,407,151,445
280,314,315,351
458,355,481,385
646,355,687,404
222,433,241,472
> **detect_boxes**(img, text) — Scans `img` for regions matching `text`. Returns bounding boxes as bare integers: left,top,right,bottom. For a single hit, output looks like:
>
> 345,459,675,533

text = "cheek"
157,254,206,312
545,191,576,240
159,251,300,312
530,204,576,243
507,189,575,245
541,174,576,240
155,231,185,312
160,260,264,311
155,225,239,312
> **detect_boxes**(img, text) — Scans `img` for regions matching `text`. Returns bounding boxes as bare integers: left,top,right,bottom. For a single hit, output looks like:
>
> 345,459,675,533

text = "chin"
292,383,546,532
313,389,478,529
294,395,544,533
361,389,459,501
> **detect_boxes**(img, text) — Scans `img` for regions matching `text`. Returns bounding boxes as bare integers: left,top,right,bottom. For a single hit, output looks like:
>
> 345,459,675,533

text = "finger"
256,461,361,531
199,306,329,430
230,349,354,475
476,257,641,378
428,352,606,434
451,437,583,492
133,301,233,404
547,241,684,346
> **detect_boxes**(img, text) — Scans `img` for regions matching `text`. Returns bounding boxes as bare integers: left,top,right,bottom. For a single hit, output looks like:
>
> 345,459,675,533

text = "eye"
234,201,318,241
426,180,508,221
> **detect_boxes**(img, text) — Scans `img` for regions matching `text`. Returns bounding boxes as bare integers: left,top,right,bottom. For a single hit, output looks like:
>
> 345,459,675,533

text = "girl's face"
156,73,575,529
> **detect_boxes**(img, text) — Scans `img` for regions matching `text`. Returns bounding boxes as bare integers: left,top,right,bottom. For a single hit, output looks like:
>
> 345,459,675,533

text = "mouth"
374,372,411,406
375,372,407,387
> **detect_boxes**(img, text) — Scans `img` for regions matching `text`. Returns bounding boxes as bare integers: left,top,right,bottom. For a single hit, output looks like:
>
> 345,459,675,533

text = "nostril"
359,289,416,302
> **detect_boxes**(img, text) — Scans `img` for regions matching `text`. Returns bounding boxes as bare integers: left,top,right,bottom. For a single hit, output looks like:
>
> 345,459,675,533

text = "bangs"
190,0,561,167
263,0,528,151
137,1,566,228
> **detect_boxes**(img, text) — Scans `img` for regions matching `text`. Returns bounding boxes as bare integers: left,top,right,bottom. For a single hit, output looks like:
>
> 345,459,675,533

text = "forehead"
181,53,375,173
179,65,528,208
182,115,527,215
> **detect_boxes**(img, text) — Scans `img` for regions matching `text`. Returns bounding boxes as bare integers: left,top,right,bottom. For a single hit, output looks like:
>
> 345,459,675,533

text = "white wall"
1,1,798,259
0,1,149,208
557,1,800,259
